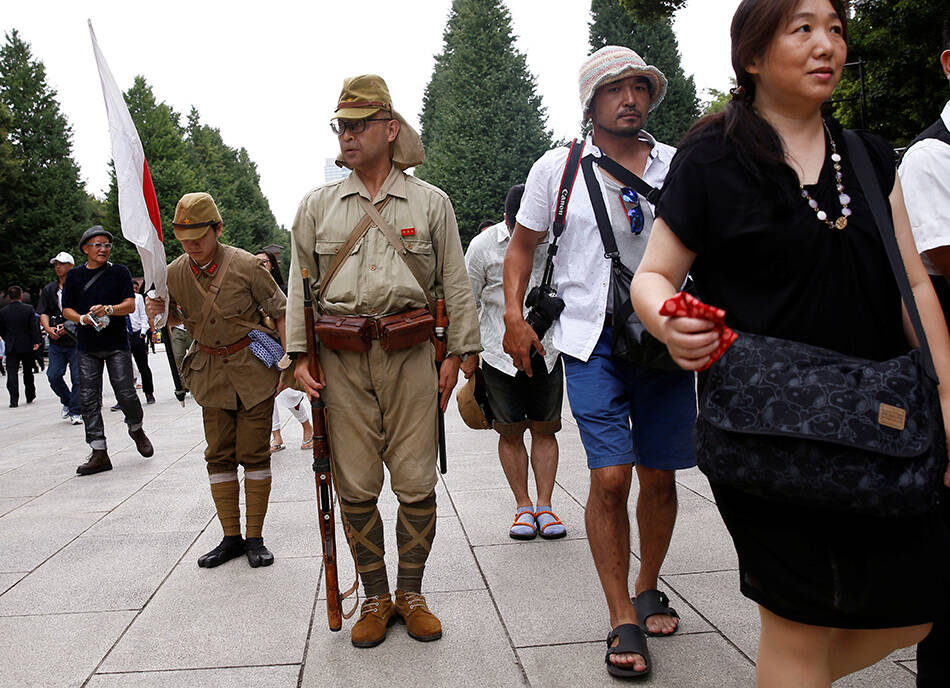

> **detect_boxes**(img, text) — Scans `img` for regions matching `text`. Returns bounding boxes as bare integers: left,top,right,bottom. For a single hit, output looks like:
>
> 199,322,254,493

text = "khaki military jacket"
286,165,481,357
167,243,286,410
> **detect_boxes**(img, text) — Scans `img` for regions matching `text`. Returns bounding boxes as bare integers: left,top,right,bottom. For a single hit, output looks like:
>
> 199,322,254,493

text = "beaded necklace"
800,121,852,230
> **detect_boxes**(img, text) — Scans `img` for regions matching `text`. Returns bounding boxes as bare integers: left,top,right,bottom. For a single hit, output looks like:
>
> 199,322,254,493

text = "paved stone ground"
0,349,920,687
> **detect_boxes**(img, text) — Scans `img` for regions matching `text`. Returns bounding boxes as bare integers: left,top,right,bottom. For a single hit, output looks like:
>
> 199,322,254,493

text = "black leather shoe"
245,537,274,568
129,427,154,457
145,394,155,405
77,449,112,476
8,401,16,408
197,536,246,568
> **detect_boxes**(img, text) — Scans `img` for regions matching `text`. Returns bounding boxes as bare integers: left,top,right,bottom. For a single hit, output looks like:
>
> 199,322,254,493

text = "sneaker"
145,394,155,405
61,405,69,419
69,415,83,425
110,403,121,412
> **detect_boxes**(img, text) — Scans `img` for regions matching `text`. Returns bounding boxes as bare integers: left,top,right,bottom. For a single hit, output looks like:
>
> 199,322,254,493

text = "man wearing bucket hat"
37,251,82,424
146,192,286,570
502,46,696,679
286,74,480,648
62,226,154,475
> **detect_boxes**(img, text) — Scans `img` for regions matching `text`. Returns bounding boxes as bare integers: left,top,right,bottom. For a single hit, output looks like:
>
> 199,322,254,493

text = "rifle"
434,298,448,475
302,268,343,631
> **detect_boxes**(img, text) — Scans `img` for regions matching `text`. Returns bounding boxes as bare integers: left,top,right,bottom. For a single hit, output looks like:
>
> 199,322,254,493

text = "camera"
524,285,565,339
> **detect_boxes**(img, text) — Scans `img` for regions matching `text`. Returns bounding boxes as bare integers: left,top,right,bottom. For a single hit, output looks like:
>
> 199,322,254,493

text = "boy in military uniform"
286,75,480,647
146,193,286,569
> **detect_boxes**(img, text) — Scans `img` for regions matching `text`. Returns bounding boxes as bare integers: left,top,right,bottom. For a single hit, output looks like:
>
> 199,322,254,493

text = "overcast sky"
2,0,741,229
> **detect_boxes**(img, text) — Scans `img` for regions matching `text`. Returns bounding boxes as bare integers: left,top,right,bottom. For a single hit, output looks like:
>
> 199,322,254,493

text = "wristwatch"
105,304,114,316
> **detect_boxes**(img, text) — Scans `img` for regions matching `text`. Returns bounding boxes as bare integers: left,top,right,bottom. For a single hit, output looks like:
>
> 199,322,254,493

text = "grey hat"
79,225,114,250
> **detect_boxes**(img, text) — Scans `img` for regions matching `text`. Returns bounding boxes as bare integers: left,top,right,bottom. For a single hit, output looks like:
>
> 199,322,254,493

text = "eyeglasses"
619,188,644,235
88,242,113,250
330,117,393,135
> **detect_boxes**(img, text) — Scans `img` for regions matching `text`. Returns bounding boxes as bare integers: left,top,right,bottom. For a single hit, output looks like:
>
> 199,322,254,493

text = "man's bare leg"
498,434,532,508
587,463,644,672
633,465,678,635
528,430,558,507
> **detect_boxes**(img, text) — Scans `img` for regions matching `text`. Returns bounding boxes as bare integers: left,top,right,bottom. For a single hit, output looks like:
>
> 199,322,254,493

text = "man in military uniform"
286,75,480,648
146,193,286,569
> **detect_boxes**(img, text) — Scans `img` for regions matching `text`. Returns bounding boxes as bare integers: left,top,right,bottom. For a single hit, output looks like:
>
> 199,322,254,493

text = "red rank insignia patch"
207,263,218,275
401,227,415,237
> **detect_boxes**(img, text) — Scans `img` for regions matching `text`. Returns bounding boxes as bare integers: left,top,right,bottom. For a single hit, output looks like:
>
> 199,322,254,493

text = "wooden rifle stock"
434,299,448,475
302,268,343,632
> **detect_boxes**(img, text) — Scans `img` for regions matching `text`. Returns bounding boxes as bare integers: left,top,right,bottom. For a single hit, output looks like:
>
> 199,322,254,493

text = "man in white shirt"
463,184,566,541
898,15,950,688
128,279,154,404
503,46,695,680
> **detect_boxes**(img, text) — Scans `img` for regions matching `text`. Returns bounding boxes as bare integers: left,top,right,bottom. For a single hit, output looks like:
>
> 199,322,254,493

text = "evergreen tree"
0,101,20,247
589,0,699,145
185,108,287,260
0,30,93,293
103,76,199,270
833,0,948,146
619,0,687,23
417,0,551,245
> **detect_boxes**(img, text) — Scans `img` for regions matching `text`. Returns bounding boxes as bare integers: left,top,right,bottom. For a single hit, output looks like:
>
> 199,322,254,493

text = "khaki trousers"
321,340,438,504
202,396,274,474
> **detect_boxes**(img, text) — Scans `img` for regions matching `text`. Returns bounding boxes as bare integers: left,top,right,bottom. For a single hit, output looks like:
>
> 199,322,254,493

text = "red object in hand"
659,292,737,370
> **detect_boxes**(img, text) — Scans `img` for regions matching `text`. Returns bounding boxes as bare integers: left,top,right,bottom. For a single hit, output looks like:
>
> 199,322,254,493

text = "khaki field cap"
333,74,425,171
456,368,494,431
172,192,222,240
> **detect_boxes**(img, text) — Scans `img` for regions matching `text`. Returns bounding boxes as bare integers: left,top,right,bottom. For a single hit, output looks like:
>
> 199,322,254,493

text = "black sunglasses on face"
330,117,393,135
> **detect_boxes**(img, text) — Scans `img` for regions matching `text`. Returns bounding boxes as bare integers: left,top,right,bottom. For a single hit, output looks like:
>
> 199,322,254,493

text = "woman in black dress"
631,0,950,685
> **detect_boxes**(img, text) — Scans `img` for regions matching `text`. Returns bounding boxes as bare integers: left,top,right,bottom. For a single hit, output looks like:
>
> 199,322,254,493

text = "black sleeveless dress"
657,118,947,628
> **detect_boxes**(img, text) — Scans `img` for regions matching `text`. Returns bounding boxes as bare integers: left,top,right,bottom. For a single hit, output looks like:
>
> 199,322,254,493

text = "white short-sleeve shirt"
899,100,950,276
516,132,675,362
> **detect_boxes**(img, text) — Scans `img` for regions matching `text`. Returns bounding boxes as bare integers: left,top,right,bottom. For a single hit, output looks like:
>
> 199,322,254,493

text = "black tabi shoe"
197,536,246,568
129,427,154,457
245,537,274,568
76,449,112,476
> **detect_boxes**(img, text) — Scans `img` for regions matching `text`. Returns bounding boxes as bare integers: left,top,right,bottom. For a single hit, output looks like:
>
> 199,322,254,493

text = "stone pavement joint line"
0,347,917,687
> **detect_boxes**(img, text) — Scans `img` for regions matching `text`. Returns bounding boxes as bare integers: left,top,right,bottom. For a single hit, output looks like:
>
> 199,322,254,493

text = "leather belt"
197,335,251,357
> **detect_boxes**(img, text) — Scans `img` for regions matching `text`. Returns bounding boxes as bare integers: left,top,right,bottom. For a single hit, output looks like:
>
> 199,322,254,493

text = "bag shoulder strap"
581,155,625,267
318,196,392,308
187,246,236,344
80,262,113,295
591,154,661,205
842,128,937,381
357,195,436,313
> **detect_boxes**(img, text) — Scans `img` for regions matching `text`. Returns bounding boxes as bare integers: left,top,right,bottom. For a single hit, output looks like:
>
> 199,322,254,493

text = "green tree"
103,76,199,271
185,108,287,259
417,0,552,245
618,0,687,23
0,101,20,246
0,30,93,294
833,0,948,146
590,0,700,145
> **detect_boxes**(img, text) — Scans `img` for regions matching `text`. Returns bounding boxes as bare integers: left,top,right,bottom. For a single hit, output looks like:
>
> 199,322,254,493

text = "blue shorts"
563,327,697,471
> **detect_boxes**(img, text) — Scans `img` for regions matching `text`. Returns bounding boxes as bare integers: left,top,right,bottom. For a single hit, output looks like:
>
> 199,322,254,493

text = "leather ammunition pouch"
377,307,434,352
314,314,373,352
315,307,434,353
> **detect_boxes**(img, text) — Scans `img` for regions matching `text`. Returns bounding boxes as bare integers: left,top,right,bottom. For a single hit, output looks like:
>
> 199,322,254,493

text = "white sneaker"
69,415,83,425
61,406,69,419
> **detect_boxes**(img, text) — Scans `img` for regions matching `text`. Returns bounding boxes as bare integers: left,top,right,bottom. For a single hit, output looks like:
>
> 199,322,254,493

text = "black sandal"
633,589,680,637
605,623,651,679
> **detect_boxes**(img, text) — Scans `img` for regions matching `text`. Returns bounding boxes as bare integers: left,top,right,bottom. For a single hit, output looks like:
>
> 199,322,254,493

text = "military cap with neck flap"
172,192,222,240
332,74,425,171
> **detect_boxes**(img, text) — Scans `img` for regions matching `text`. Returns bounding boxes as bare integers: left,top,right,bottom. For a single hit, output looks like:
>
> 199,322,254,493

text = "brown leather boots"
350,590,443,647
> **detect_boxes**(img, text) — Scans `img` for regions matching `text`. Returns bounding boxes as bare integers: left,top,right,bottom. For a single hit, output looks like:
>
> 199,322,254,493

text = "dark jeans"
78,349,143,450
129,333,154,396
5,352,35,405
47,342,80,415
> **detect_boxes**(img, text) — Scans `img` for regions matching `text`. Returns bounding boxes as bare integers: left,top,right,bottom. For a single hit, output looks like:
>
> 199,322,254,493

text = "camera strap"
538,138,586,291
